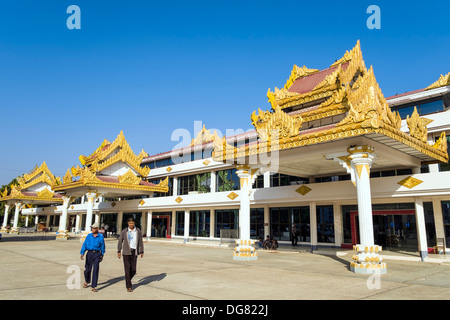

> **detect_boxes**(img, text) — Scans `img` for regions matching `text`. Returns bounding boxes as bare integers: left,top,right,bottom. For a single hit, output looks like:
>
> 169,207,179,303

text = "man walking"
291,223,299,247
117,217,144,292
80,222,105,292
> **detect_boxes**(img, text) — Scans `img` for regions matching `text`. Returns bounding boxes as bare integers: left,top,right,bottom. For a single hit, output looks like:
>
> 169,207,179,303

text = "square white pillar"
414,197,429,261
310,202,317,251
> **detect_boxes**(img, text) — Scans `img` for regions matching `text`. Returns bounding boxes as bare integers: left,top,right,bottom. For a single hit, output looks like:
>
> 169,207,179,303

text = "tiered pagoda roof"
213,40,448,164
0,161,63,203
53,131,169,195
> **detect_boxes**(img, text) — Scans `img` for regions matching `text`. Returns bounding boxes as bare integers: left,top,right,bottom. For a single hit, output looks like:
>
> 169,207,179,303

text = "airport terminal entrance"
351,210,418,251
152,213,171,238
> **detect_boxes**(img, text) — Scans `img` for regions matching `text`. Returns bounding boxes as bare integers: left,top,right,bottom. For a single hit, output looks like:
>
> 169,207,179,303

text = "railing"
18,227,36,233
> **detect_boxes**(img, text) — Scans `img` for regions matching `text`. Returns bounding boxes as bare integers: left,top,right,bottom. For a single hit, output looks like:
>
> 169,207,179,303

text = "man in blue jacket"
80,222,105,292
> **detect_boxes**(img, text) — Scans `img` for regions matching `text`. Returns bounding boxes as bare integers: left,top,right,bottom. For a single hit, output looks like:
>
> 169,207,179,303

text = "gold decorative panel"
397,176,423,189
227,192,239,200
295,185,312,196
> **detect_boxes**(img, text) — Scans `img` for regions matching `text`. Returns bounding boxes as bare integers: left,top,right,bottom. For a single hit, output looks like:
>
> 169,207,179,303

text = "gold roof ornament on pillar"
52,131,169,195
213,40,448,165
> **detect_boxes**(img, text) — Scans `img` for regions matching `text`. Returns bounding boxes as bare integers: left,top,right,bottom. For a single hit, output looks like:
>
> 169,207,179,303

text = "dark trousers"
292,235,298,246
123,249,137,289
84,251,101,288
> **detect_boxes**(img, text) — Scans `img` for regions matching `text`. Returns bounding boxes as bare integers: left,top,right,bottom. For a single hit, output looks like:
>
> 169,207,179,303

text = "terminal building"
1,41,449,273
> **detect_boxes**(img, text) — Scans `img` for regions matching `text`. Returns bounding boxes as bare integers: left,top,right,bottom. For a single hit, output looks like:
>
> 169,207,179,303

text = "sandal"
83,283,88,288
127,288,133,292
92,288,98,292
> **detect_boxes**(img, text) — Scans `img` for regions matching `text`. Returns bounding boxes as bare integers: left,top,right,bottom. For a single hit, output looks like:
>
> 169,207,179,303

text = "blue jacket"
80,233,105,256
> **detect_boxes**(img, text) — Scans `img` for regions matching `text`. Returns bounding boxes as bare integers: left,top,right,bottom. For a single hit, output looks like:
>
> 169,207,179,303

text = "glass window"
250,208,265,240
423,202,436,247
419,99,444,115
397,106,416,119
216,169,240,191
189,210,210,237
215,209,238,237
270,207,310,242
441,201,450,246
271,173,309,187
178,172,211,195
317,205,334,243
175,211,185,236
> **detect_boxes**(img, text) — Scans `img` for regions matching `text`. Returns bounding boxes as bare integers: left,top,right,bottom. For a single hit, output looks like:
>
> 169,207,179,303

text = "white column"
263,171,271,188
46,215,50,229
432,198,446,241
171,210,176,238
210,171,216,193
117,211,123,233
10,202,23,234
310,201,317,251
184,209,190,243
349,147,375,247
84,191,97,232
234,166,258,261
347,145,386,274
333,202,343,248
236,168,251,240
1,203,11,232
414,197,429,261
146,211,152,241
75,214,81,233
25,216,29,227
95,213,100,224
209,207,215,238
57,196,72,240
264,205,270,238
34,215,39,226
173,176,178,196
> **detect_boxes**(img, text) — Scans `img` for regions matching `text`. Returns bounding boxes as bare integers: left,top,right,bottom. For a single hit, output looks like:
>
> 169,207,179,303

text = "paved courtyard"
0,234,450,300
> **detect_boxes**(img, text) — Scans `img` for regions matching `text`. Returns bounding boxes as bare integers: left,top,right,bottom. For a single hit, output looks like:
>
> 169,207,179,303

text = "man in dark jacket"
117,217,144,292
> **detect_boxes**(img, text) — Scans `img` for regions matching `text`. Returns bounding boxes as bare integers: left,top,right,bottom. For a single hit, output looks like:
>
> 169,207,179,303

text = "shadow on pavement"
97,273,167,291
0,235,56,242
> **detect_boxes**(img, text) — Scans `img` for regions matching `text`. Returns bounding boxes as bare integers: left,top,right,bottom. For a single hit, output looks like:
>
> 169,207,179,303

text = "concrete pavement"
0,235,450,300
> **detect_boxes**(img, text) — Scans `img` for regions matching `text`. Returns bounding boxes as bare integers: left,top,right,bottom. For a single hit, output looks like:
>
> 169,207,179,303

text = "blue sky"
0,0,449,183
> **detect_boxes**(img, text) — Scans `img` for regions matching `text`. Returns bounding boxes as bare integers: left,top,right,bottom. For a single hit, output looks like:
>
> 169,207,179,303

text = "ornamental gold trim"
175,197,183,203
426,72,450,91
295,185,311,196
406,107,432,143
227,192,239,200
37,188,55,200
191,124,221,146
397,176,423,189
118,169,141,185
283,65,319,90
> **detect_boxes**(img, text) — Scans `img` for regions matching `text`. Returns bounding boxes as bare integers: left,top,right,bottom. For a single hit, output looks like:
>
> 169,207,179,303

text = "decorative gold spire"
406,107,432,143
426,72,450,90
433,132,448,154
118,169,141,185
190,125,220,146
250,105,303,142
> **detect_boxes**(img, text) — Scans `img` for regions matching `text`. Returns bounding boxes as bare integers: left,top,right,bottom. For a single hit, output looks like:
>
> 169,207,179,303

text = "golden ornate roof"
426,72,450,90
53,131,169,194
0,161,63,203
190,125,221,146
213,40,448,165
